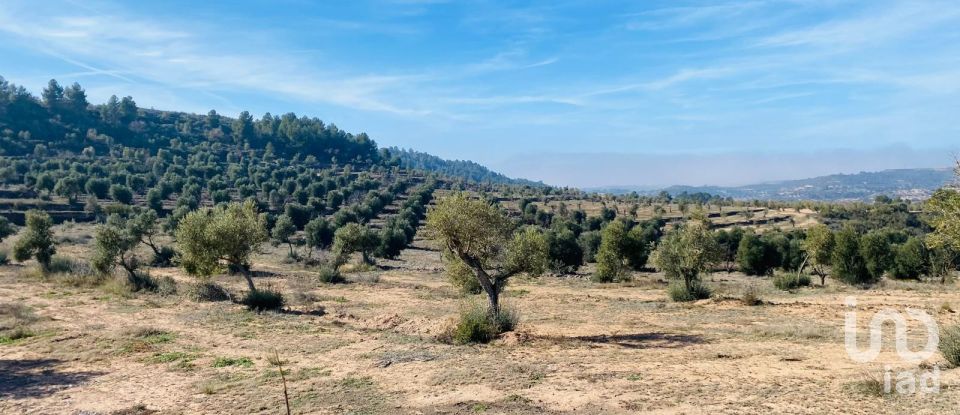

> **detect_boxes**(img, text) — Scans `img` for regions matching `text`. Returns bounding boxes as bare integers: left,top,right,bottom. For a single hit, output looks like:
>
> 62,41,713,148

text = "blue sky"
2,0,959,187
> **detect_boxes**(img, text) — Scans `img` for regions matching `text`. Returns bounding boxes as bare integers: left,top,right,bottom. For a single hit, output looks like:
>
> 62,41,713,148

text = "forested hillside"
0,79,382,165
389,147,543,187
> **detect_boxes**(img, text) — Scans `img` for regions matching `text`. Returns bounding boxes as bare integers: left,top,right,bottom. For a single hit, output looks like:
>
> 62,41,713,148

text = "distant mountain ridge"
590,168,954,201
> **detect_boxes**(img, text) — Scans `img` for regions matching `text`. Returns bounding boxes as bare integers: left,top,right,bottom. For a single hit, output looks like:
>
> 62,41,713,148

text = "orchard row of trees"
3,176,436,302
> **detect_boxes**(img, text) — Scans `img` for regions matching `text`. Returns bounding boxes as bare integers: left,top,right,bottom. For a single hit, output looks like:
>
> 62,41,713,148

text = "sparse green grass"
339,376,374,388
150,351,193,363
0,326,34,344
126,327,175,343
293,367,332,381
0,303,39,345
213,356,254,368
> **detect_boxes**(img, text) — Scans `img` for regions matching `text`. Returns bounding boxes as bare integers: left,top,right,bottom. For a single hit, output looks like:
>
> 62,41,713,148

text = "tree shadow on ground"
561,332,706,349
0,359,104,399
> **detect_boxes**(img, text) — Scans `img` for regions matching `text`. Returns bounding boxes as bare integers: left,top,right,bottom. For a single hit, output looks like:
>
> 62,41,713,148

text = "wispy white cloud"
624,2,767,32
0,2,433,116
754,2,960,49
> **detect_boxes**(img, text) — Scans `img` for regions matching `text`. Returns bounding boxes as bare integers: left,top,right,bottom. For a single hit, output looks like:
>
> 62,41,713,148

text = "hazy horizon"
491,146,957,188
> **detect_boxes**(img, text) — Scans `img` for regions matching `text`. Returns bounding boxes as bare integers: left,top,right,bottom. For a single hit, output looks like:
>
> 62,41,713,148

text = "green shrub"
772,272,812,291
317,266,345,284
152,246,177,267
188,281,230,302
667,281,712,302
890,237,926,280
55,260,104,287
737,233,780,276
940,325,960,367
832,226,874,285
243,289,284,312
47,255,81,274
126,270,159,292
0,249,7,265
450,303,498,344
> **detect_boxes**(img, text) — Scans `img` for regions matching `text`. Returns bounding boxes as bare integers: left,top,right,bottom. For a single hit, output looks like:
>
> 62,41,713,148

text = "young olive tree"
831,226,871,285
332,222,378,266
13,210,56,271
92,210,169,279
803,224,834,285
651,220,719,300
426,192,548,316
304,217,334,259
271,214,297,258
594,220,628,282
175,201,268,291
92,215,142,280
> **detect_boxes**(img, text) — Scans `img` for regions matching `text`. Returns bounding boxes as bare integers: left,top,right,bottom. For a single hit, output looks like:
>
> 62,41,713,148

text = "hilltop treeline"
390,147,543,187
0,77,380,164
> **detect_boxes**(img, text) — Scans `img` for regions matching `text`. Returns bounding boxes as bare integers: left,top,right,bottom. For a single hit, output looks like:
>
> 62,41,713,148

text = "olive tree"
92,215,142,280
92,210,170,279
304,217,334,258
332,222,378,266
891,237,928,280
13,210,56,271
126,210,168,262
594,220,628,282
651,220,719,300
831,226,871,285
736,232,779,276
803,224,834,285
426,192,548,316
271,214,297,257
175,201,268,291
54,176,83,203
860,231,892,281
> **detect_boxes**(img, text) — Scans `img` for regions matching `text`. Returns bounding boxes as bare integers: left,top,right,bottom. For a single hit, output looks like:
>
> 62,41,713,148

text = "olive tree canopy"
175,200,267,291
426,192,547,315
